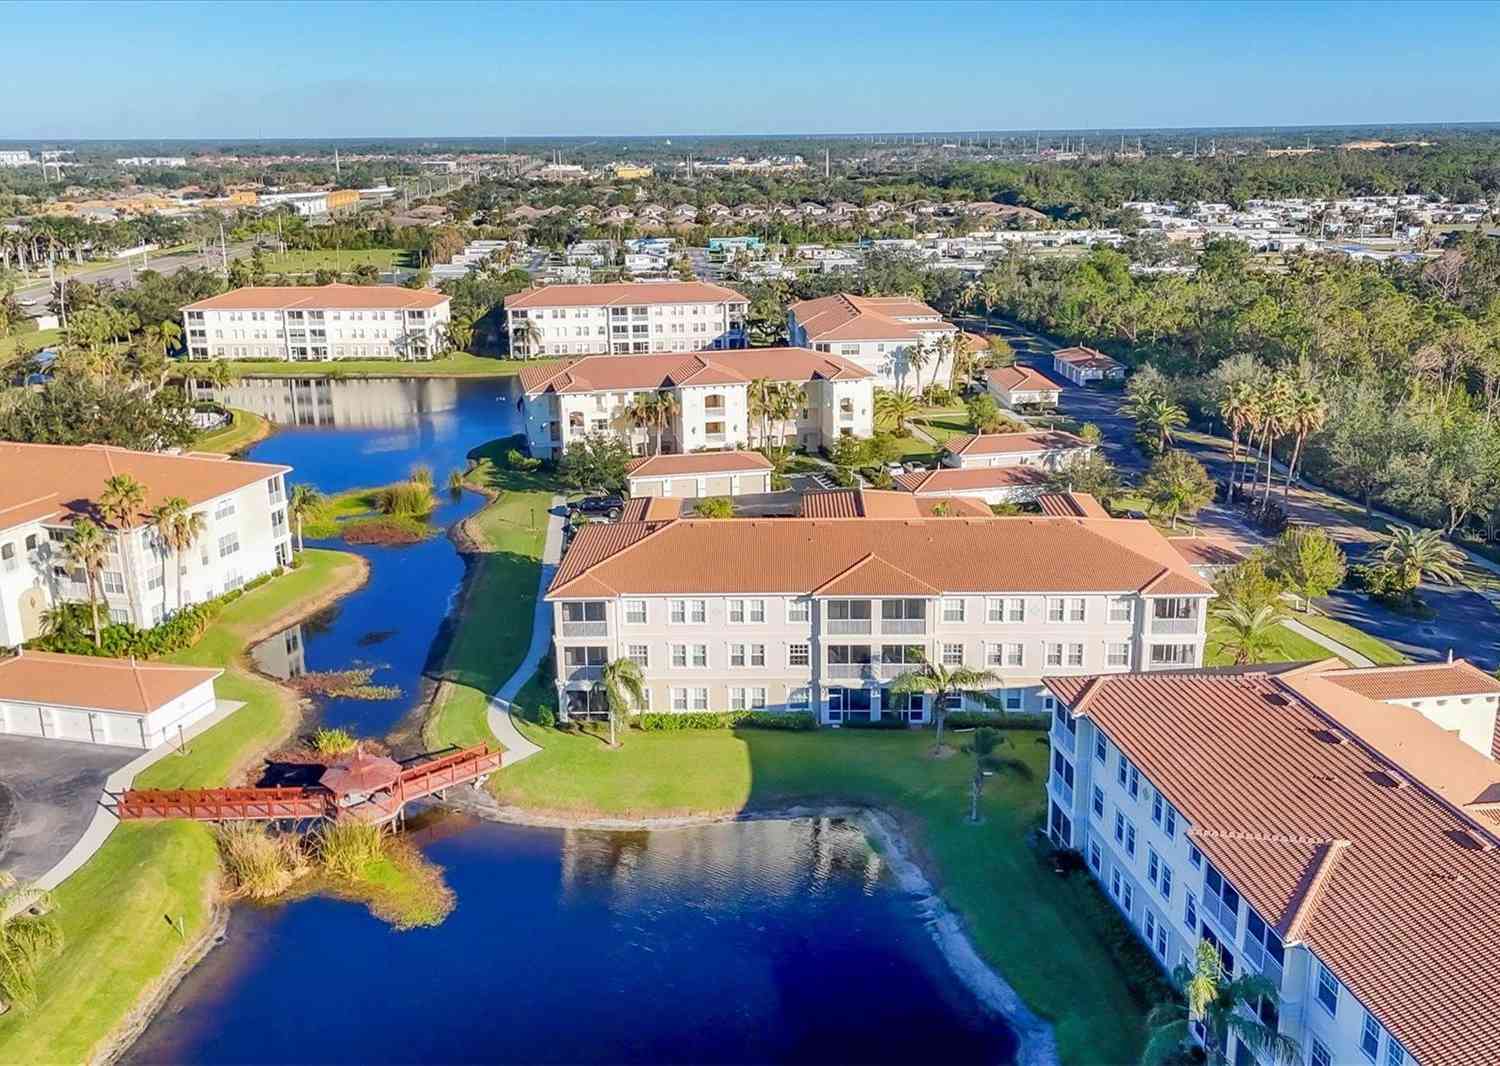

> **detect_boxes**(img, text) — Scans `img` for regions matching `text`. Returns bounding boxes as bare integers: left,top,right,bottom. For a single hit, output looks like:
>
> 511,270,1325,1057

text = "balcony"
1241,938,1284,991
565,666,604,684
1049,770,1074,808
1050,719,1077,756
826,662,873,680
880,618,925,635
827,618,872,635
874,661,915,680
1202,892,1238,938
560,621,609,638
1150,617,1200,636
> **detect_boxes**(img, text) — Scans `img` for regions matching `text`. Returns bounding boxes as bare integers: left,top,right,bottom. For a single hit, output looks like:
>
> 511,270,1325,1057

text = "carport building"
0,651,222,748
625,451,774,498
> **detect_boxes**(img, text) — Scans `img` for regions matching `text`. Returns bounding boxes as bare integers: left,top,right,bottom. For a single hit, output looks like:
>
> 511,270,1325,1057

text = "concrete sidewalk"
1281,617,1375,668
486,495,566,766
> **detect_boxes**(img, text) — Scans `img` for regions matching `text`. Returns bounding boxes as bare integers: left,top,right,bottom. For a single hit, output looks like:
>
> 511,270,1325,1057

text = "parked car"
902,460,928,473
569,494,625,520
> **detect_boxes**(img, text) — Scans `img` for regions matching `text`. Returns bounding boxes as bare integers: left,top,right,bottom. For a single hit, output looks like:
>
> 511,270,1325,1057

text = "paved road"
0,735,134,883
986,315,1500,670
13,241,255,306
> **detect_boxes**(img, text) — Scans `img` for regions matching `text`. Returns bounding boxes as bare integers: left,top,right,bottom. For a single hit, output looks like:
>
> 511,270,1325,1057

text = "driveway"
0,735,134,883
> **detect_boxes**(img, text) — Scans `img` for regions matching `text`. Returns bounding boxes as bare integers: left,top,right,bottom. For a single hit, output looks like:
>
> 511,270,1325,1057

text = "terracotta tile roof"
183,283,447,311
989,364,1065,393
517,348,871,395
789,294,957,343
1322,660,1500,702
811,553,941,597
1036,492,1109,518
942,430,1090,458
0,651,220,715
798,489,991,519
798,489,862,518
548,515,1211,599
503,281,747,310
625,451,772,477
617,497,684,523
1053,345,1123,370
893,466,1051,494
1046,666,1500,1065
1167,535,1246,569
0,443,289,533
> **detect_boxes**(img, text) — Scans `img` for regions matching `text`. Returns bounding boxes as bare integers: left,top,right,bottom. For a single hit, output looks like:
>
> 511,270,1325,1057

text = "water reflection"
189,375,469,429
128,817,1017,1066
249,624,306,680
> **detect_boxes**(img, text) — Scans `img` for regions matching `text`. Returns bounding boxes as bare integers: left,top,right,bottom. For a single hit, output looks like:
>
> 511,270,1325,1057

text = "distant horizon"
4,0,1499,140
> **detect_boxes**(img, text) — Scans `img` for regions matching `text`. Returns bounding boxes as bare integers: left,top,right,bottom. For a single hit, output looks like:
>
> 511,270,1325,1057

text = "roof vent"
1311,728,1345,745
1263,693,1290,707
1365,770,1404,789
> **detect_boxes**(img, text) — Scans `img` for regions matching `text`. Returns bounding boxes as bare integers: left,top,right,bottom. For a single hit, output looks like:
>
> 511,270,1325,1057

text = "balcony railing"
1241,938,1284,991
827,619,872,635
1051,720,1077,756
560,621,609,637
880,619,925,635
826,663,873,680
1049,770,1074,808
565,666,604,683
875,662,915,680
1202,892,1238,938
1150,617,1200,636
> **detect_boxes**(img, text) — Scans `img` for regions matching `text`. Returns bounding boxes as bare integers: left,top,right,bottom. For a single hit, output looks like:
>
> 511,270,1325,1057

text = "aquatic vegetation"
310,727,358,756
377,480,436,517
215,823,308,900
312,822,387,881
289,668,402,701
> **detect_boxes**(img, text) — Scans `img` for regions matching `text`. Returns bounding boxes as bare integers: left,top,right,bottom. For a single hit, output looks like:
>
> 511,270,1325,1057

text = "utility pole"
219,220,229,281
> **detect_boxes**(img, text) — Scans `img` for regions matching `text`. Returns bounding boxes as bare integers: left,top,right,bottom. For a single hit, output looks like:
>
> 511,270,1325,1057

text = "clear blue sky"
4,0,1498,139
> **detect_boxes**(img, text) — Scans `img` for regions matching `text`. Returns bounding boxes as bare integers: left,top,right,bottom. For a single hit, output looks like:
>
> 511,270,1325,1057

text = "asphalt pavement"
0,734,134,883
13,242,254,306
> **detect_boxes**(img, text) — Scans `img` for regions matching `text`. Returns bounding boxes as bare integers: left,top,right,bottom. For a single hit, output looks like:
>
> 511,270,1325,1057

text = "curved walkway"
1281,617,1375,667
486,495,566,765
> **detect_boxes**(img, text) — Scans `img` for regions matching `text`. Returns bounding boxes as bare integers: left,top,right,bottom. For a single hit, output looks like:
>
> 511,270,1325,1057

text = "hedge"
946,711,1050,731
636,711,816,732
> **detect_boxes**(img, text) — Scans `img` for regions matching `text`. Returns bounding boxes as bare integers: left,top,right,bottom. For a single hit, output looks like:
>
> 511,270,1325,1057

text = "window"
1004,643,1023,667
1385,1038,1407,1066
1088,842,1101,872
788,599,809,623
1114,811,1125,845
1360,1012,1381,1062
1095,732,1107,763
1108,597,1133,623
1144,909,1156,944
1120,881,1133,915
1106,643,1131,668
562,601,606,623
1164,807,1177,839
1128,765,1140,799
691,687,709,711
146,565,164,591
730,643,747,667
942,643,964,666
1159,864,1172,900
625,599,647,624
1004,690,1022,711
1117,754,1130,789
1189,843,1202,869
789,643,810,667
728,599,745,623
218,532,240,557
749,644,765,667
1091,785,1105,818
1316,963,1339,1016
102,570,125,595
1151,794,1164,827
748,599,765,623
628,644,649,667
671,599,687,624
749,687,767,709
1205,865,1241,935
691,644,707,668
1067,597,1085,622
1125,823,1136,857
1310,1038,1332,1066
730,687,748,711
690,601,707,623
1005,597,1025,622
941,598,965,623
1047,597,1065,622
1149,643,1195,666
1045,643,1063,667
1147,849,1159,886
789,687,811,711
1066,643,1084,667
672,644,688,668
1184,892,1197,930
214,497,236,521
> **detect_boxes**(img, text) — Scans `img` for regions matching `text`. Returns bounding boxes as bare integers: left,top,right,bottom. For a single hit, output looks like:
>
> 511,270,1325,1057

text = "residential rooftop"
625,451,773,477
182,283,448,311
941,430,1091,459
987,364,1066,392
893,465,1051,495
798,488,992,519
0,651,221,715
789,294,956,343
504,280,747,310
517,348,872,395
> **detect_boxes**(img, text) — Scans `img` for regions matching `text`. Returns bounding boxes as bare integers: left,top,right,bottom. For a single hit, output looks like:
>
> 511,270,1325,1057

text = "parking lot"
0,735,133,883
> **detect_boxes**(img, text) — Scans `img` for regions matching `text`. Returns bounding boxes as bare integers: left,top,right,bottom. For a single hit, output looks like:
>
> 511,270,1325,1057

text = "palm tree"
62,519,108,648
947,332,973,393
888,658,1001,753
874,387,921,434
769,381,803,453
904,339,931,395
165,507,208,610
597,657,646,748
513,317,544,357
1142,940,1300,1066
149,496,188,620
1380,525,1465,591
0,871,64,1014
1210,600,1286,666
446,310,475,352
746,377,774,449
643,391,679,455
98,474,147,623
1129,393,1188,453
289,484,324,553
1219,381,1255,500
1256,373,1295,504
1281,379,1327,498
622,393,657,455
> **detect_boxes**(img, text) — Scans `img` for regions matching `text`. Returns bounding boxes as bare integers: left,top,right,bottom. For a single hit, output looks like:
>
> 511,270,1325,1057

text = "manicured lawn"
490,725,1151,1063
193,407,269,455
1204,615,1341,667
211,352,553,380
259,248,412,273
423,440,554,752
0,327,62,366
1296,611,1408,665
0,549,363,1063
912,406,973,445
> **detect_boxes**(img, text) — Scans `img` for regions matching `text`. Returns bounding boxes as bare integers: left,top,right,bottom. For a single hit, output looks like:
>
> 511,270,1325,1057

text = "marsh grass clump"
310,727,358,756
408,464,434,487
215,823,308,900
376,480,437,518
290,668,401,701
313,822,387,881
446,469,465,495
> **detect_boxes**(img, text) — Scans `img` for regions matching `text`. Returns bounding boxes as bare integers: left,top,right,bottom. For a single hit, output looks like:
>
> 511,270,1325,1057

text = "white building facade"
787,294,959,389
505,281,749,357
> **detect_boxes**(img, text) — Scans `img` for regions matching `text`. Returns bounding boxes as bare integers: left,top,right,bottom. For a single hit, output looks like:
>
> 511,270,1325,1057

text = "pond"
140,374,1019,1064
128,816,1016,1065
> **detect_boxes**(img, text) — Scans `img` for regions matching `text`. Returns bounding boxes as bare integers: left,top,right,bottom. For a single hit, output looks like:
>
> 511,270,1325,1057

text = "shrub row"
636,711,816,732
946,711,1050,731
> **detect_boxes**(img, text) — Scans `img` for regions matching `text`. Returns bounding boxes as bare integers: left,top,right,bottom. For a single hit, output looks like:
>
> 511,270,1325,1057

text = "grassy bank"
259,248,412,273
0,549,365,1063
211,352,556,380
1296,611,1408,665
488,725,1149,1063
0,327,63,367
1204,615,1337,667
423,440,553,751
193,407,270,455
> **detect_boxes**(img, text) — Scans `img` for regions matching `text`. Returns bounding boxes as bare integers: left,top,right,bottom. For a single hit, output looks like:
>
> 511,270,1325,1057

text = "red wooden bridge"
115,744,501,825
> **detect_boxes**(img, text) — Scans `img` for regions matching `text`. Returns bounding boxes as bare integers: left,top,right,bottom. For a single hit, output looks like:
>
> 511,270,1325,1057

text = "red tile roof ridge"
809,552,942,597
1281,839,1353,944
547,518,679,597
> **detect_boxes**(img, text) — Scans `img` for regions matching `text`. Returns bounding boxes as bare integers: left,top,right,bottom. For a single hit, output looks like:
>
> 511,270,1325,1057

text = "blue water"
128,375,1018,1064
127,817,1017,1065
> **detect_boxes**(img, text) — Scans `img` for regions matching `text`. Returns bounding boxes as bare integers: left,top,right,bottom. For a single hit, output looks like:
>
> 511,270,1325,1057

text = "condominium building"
545,511,1212,721
786,294,958,388
1044,659,1500,1066
516,348,875,459
181,284,451,362
504,282,749,357
890,430,1095,504
0,443,294,647
0,150,34,168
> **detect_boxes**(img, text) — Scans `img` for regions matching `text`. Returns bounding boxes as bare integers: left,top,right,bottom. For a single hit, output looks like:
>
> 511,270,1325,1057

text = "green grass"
1295,612,1408,665
423,441,554,752
911,406,973,445
211,352,554,380
0,327,62,366
1204,616,1342,668
193,407,268,455
0,549,364,1063
489,725,1149,1063
258,248,411,273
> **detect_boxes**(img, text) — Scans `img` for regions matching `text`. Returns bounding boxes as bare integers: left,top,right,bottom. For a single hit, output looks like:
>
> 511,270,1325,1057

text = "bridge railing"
117,786,329,822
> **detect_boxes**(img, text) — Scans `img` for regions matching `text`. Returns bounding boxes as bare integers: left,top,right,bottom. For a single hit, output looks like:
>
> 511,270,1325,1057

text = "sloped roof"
789,294,956,342
988,364,1065,393
1322,660,1499,702
625,451,773,477
893,466,1051,494
1045,666,1500,1065
548,515,1211,599
1036,492,1110,518
0,651,220,715
517,348,871,395
0,442,289,533
1053,345,1123,369
504,281,747,309
942,430,1090,458
617,497,684,523
1167,535,1246,569
183,283,447,311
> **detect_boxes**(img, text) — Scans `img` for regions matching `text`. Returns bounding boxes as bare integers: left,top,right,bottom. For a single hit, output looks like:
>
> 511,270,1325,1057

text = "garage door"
634,479,665,497
53,707,93,742
743,472,770,494
666,478,695,497
703,476,733,496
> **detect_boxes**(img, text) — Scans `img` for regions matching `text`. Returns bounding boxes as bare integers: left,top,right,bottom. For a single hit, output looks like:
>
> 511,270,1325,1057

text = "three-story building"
504,281,749,357
545,512,1212,721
